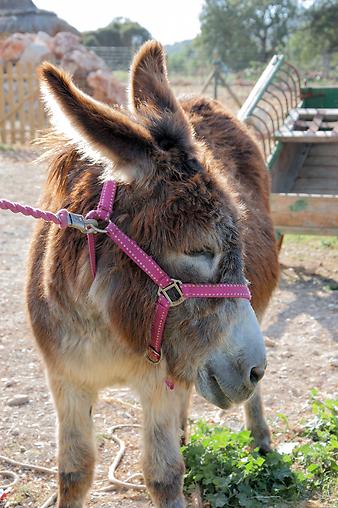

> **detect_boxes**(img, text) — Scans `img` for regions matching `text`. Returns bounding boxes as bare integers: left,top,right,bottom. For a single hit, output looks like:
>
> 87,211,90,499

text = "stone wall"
0,31,126,105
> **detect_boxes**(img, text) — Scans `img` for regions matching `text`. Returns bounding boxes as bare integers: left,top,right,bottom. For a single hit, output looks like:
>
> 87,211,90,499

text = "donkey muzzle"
195,300,266,409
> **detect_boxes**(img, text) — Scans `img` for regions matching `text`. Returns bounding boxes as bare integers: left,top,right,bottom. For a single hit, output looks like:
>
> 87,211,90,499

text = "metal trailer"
237,55,338,238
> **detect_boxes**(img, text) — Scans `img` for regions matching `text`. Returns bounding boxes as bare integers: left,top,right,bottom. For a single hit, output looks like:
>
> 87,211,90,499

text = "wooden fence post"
16,63,26,144
0,62,48,146
0,65,5,144
6,62,15,144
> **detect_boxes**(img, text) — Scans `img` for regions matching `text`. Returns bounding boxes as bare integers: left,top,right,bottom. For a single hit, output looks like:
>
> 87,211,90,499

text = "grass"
182,390,338,507
283,234,338,250
112,69,129,84
0,143,14,152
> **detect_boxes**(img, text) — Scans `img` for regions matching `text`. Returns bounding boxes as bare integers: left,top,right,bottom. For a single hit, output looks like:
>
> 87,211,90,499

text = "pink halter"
0,179,251,367
84,181,251,364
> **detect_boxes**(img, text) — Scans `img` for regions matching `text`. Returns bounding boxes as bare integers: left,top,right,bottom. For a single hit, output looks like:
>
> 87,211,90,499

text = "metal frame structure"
237,55,302,165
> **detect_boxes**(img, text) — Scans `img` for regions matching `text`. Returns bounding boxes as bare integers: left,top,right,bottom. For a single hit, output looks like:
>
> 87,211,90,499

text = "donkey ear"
129,40,181,114
39,62,154,178
129,41,194,152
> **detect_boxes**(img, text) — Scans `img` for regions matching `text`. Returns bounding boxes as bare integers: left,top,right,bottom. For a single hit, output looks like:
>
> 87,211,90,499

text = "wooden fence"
0,62,49,145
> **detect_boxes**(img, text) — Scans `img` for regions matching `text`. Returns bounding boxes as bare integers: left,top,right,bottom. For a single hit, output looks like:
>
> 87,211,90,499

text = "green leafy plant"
182,392,338,507
294,389,338,496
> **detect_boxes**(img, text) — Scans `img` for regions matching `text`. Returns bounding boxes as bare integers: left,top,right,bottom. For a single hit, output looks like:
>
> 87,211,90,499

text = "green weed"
0,143,14,152
283,234,338,250
182,392,338,507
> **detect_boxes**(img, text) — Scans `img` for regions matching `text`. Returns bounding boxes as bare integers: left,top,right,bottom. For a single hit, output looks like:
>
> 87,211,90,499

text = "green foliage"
166,40,204,75
197,0,338,76
286,29,322,70
0,143,13,152
305,389,338,442
283,234,338,252
286,0,338,77
199,0,298,71
82,17,151,47
182,392,338,507
295,391,338,496
305,0,338,54
183,424,301,507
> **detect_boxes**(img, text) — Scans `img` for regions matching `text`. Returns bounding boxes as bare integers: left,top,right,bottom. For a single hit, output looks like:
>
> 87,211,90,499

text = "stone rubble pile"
0,31,126,105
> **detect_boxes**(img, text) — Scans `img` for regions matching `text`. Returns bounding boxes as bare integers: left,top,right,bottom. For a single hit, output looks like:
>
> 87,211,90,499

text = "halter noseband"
83,180,251,364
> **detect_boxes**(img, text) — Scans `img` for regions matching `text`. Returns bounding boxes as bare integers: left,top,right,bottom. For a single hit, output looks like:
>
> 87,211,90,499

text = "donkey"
26,41,279,508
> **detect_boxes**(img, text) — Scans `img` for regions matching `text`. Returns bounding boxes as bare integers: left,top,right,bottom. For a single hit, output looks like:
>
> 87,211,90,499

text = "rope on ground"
0,470,19,489
39,492,57,508
0,455,57,507
0,469,19,501
103,396,141,412
0,454,56,475
98,424,146,492
0,402,145,506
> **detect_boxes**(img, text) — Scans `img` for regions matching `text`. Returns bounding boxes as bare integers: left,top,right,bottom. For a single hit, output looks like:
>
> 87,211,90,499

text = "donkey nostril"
250,366,265,384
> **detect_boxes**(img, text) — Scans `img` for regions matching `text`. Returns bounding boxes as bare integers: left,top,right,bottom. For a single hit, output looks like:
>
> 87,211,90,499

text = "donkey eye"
187,250,214,260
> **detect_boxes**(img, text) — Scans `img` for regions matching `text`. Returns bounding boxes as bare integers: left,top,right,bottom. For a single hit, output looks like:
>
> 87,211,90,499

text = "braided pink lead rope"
0,198,62,225
0,198,93,232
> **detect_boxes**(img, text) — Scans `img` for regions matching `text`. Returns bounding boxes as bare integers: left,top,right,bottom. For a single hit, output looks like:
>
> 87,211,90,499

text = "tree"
199,0,298,70
82,17,151,47
305,0,338,54
166,40,204,74
287,0,338,77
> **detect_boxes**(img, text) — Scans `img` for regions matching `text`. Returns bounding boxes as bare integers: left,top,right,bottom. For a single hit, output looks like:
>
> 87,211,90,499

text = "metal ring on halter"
158,279,186,307
85,222,109,234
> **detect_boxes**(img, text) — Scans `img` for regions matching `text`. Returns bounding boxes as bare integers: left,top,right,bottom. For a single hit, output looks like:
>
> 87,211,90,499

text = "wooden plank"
16,63,26,144
310,143,338,156
26,63,35,140
279,109,299,133
6,62,16,144
37,98,46,131
271,193,338,234
292,177,338,194
293,176,338,187
275,128,338,142
295,120,336,130
270,143,311,192
292,187,338,195
36,64,47,132
299,165,338,179
304,155,338,166
307,113,323,133
0,64,5,143
294,108,338,120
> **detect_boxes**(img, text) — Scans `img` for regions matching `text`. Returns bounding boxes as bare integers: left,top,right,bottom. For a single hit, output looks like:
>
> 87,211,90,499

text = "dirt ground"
0,148,337,508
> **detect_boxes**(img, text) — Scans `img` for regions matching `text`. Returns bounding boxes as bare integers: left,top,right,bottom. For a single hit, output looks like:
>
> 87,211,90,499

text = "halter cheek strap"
86,181,251,365
0,180,251,375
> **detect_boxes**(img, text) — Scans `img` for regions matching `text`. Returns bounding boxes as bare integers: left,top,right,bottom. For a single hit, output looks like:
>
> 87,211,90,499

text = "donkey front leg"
178,385,192,446
140,383,187,508
49,374,97,508
244,384,271,453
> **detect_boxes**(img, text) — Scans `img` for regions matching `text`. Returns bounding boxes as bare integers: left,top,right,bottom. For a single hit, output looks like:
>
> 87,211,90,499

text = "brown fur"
27,41,279,507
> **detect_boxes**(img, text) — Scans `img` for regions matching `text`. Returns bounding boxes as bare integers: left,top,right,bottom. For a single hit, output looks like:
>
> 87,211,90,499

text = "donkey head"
40,41,266,408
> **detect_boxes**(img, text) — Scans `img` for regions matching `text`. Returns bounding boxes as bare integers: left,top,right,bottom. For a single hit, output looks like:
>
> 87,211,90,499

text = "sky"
34,0,204,45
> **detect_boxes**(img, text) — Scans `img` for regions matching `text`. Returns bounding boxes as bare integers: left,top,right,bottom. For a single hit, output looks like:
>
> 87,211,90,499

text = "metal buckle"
64,212,98,234
158,279,185,307
85,222,108,234
64,212,108,234
65,212,88,233
145,345,161,364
